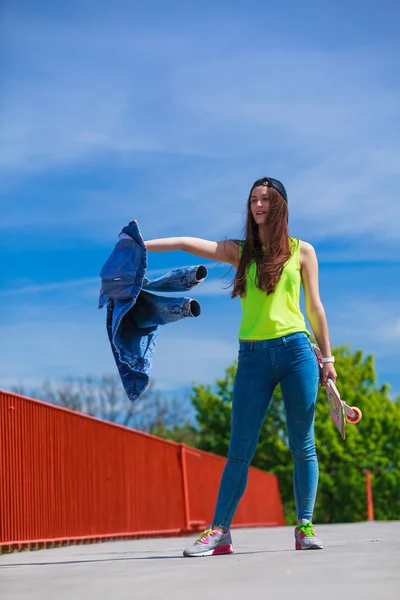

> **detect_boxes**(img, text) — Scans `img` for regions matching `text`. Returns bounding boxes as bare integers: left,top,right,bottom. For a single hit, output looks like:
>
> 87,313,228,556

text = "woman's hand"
322,362,337,386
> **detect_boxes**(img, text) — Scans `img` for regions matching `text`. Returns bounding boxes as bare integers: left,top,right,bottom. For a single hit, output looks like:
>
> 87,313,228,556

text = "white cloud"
0,262,225,297
152,335,237,390
0,316,112,382
187,277,232,298
0,300,238,392
329,297,400,356
2,15,399,246
0,277,100,296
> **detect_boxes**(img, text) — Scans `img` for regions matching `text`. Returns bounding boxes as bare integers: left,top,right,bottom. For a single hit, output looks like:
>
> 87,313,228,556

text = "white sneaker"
183,528,234,557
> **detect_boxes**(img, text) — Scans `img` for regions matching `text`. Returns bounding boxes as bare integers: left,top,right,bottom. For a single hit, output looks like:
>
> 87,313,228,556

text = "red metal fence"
0,391,285,552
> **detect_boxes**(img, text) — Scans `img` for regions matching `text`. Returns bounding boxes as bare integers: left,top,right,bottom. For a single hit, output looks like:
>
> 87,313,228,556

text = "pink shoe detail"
212,544,233,555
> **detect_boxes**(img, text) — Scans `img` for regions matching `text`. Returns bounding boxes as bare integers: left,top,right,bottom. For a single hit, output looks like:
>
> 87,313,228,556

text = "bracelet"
321,356,335,364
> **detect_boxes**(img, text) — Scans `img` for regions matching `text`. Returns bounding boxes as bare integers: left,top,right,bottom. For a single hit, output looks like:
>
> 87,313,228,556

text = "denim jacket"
98,221,208,402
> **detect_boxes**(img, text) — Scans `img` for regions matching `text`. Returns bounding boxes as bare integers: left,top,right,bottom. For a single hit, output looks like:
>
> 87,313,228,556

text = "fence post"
180,444,191,531
365,470,375,521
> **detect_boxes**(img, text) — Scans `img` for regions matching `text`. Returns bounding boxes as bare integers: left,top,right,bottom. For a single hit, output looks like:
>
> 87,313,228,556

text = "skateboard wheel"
346,406,362,424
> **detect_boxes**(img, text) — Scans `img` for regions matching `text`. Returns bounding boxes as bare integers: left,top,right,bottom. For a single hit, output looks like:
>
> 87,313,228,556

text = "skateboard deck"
312,345,362,439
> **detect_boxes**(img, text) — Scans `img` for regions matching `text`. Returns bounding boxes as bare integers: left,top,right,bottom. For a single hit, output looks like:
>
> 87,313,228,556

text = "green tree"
190,347,400,524
149,422,200,446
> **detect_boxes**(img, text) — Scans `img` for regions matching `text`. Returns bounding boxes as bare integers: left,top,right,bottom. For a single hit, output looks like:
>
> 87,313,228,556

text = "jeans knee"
227,450,251,466
290,443,316,463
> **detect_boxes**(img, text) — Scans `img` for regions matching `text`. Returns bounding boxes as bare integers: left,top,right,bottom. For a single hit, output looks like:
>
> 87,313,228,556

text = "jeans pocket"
236,349,256,377
285,339,315,366
237,348,251,362
285,333,309,348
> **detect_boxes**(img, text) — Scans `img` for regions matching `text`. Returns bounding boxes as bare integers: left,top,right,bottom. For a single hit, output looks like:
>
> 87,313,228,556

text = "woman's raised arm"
144,237,239,266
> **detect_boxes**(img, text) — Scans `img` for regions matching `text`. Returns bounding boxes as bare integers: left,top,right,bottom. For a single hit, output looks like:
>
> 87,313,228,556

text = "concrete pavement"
1,522,399,600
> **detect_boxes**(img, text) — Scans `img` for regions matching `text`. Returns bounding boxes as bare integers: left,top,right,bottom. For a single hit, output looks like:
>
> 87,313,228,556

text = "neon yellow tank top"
238,238,309,340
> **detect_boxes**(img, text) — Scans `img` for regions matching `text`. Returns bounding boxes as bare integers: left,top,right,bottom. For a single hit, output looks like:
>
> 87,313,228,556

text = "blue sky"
1,0,400,400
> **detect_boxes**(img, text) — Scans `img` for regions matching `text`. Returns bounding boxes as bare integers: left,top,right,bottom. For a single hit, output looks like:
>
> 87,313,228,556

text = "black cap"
250,177,288,203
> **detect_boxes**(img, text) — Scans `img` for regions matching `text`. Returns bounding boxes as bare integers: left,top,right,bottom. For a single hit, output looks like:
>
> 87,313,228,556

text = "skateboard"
313,345,362,439
325,378,362,439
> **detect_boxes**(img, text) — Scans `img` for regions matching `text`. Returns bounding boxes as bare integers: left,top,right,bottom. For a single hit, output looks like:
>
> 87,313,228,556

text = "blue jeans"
213,332,320,528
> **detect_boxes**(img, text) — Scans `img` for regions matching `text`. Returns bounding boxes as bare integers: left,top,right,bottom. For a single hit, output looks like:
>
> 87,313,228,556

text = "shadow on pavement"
0,548,294,568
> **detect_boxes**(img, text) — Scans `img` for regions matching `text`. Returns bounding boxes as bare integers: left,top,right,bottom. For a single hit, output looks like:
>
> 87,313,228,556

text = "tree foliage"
189,346,400,523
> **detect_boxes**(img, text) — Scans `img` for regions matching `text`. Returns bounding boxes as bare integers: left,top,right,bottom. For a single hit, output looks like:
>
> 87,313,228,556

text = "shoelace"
297,522,315,537
195,528,215,544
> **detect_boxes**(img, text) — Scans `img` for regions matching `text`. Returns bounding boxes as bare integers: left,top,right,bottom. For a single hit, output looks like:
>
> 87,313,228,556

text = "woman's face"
249,186,270,224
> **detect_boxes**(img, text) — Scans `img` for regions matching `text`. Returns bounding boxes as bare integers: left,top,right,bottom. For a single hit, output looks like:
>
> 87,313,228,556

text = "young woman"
145,176,337,554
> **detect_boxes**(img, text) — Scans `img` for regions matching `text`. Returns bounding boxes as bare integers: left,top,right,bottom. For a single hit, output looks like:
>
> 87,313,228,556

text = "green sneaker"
295,521,323,550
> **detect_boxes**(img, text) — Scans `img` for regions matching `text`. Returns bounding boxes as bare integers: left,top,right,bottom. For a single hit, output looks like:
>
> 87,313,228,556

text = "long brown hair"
231,185,291,298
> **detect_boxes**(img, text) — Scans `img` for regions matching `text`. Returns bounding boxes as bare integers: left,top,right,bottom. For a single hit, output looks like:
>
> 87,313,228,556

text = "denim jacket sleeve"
142,265,207,293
